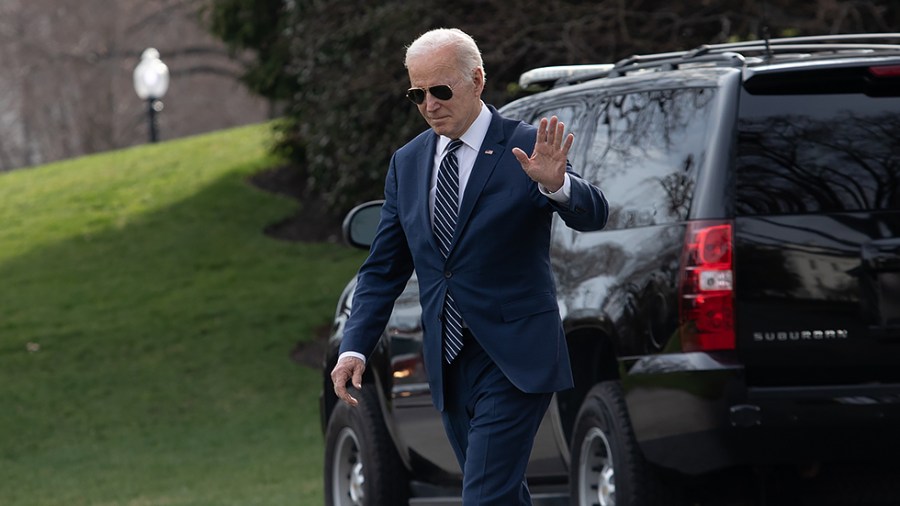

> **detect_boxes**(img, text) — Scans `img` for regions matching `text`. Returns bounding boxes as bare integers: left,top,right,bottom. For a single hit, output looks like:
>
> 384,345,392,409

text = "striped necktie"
434,139,464,363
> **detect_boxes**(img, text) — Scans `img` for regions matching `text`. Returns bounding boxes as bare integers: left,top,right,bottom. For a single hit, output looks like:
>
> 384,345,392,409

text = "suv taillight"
679,220,735,351
869,65,900,78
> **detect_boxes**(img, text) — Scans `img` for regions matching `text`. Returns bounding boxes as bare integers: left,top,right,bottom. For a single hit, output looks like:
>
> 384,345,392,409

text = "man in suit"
331,28,608,504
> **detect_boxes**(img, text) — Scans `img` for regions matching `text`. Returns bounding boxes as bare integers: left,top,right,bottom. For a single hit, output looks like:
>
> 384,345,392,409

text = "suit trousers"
441,329,553,505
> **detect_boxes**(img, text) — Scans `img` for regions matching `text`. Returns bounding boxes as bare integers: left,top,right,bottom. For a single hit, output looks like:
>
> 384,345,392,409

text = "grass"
0,124,366,505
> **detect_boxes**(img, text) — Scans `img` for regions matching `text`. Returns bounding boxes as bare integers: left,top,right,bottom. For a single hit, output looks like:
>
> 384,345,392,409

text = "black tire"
324,387,409,506
570,381,678,506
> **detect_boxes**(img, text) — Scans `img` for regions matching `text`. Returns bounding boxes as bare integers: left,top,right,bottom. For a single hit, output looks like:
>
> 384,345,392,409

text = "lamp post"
133,48,170,143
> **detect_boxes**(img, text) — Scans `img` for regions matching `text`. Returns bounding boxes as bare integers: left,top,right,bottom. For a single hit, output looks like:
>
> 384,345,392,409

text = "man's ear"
473,67,485,95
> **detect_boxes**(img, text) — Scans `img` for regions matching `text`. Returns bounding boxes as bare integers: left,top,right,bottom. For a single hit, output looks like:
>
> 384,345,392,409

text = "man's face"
407,46,484,140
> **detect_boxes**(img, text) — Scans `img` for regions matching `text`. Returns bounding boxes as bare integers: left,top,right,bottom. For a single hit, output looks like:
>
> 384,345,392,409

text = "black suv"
320,34,900,505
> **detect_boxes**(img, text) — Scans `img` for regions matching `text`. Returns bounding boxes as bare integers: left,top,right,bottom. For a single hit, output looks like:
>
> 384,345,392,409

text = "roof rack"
548,33,900,86
699,33,900,53
557,51,746,85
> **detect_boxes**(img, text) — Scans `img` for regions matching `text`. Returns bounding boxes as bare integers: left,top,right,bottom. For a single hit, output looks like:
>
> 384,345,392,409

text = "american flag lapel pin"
484,149,494,155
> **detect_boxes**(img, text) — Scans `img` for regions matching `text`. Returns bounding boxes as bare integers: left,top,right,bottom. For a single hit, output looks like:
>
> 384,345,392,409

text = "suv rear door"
734,61,900,388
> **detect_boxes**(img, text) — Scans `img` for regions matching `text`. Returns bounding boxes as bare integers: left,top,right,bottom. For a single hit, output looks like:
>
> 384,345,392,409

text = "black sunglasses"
406,84,453,105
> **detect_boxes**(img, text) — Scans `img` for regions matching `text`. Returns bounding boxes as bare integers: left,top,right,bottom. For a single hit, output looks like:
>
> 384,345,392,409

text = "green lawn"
0,124,366,505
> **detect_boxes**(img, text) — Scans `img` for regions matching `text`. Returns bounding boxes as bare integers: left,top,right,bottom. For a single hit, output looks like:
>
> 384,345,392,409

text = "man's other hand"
331,356,366,406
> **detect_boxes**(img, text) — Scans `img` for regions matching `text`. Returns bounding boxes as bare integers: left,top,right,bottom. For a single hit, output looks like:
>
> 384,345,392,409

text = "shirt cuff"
339,351,367,364
539,173,572,205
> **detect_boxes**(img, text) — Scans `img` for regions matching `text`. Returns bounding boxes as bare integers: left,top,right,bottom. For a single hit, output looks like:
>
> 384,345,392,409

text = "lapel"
417,133,441,255
450,109,506,255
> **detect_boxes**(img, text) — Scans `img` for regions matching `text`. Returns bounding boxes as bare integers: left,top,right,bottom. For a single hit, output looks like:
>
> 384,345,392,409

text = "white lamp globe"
133,48,170,100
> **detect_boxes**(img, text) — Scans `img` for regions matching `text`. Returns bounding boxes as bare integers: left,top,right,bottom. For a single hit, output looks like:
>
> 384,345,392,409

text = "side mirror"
342,200,384,250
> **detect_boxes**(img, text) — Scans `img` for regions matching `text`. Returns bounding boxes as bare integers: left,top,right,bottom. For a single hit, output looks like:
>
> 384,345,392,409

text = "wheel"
570,381,678,506
324,387,409,506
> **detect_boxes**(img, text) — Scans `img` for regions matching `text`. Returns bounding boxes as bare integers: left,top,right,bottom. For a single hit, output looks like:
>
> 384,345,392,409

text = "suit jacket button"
444,271,452,278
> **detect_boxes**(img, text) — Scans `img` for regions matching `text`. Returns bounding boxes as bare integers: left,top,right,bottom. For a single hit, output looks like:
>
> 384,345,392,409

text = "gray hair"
405,28,486,82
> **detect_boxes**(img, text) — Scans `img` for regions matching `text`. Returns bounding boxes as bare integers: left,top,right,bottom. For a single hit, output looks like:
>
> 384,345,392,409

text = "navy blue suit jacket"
340,106,608,411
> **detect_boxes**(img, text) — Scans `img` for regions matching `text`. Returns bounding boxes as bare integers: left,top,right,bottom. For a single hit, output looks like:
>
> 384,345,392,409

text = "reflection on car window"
736,93,900,215
583,88,716,229
531,105,579,129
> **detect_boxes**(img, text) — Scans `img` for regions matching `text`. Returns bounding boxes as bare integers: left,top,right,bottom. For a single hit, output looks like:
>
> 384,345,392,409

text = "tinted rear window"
735,68,900,216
